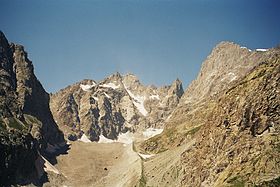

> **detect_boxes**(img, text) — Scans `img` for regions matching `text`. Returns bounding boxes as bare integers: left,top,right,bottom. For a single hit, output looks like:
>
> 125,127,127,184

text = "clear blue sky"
1,0,280,93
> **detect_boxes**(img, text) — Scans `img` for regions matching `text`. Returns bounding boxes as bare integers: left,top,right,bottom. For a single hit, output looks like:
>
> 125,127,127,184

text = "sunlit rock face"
50,72,183,141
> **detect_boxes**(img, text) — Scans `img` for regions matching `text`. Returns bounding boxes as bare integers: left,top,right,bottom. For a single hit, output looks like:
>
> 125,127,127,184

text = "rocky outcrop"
50,73,183,141
0,31,65,185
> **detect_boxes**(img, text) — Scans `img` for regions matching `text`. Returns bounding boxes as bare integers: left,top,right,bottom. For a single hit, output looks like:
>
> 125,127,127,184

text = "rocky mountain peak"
104,72,123,83
180,41,278,105
122,73,140,88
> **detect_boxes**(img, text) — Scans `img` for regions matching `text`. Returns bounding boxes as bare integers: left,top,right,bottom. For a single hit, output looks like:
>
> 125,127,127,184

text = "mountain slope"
138,43,280,186
140,42,280,154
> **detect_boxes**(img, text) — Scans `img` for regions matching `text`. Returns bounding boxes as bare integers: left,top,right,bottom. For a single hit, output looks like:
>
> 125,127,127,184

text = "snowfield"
143,128,164,139
150,94,160,100
138,153,155,159
241,46,252,52
80,82,96,92
98,132,134,144
42,156,60,174
124,85,148,116
256,48,268,52
104,92,111,98
100,82,120,89
79,134,91,143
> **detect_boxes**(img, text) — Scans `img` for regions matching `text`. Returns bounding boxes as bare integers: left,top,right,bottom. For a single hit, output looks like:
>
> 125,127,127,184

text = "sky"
0,0,280,93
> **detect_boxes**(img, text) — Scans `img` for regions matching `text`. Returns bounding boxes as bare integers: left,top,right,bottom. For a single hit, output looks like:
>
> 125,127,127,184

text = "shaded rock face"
11,43,64,147
0,130,38,186
50,73,184,141
0,31,65,185
0,32,21,120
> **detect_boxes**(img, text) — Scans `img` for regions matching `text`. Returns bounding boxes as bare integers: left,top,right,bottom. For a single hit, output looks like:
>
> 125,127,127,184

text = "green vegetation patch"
257,177,280,187
0,118,6,131
227,176,245,187
184,125,202,136
7,117,24,130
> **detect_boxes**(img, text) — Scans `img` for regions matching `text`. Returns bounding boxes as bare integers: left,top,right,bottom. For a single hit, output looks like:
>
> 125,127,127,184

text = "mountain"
138,42,280,186
50,72,183,141
0,31,65,185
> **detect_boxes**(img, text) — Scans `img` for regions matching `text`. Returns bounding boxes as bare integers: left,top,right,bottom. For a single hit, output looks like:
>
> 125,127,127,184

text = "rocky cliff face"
50,73,183,141
0,31,65,185
139,43,280,186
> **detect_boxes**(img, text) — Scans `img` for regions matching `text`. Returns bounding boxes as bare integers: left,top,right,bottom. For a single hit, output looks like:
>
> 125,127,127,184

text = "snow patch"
228,72,237,82
221,72,237,82
124,85,148,116
42,156,60,174
92,96,99,101
166,114,172,121
79,134,91,143
143,128,163,139
133,100,148,116
80,82,96,92
98,135,116,143
104,92,111,98
241,46,252,52
100,83,120,89
138,153,155,159
256,48,268,52
150,94,160,100
117,132,134,144
98,132,134,145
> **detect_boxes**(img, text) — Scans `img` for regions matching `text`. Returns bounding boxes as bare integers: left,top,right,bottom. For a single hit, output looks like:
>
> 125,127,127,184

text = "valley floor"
44,141,142,187
42,137,195,187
